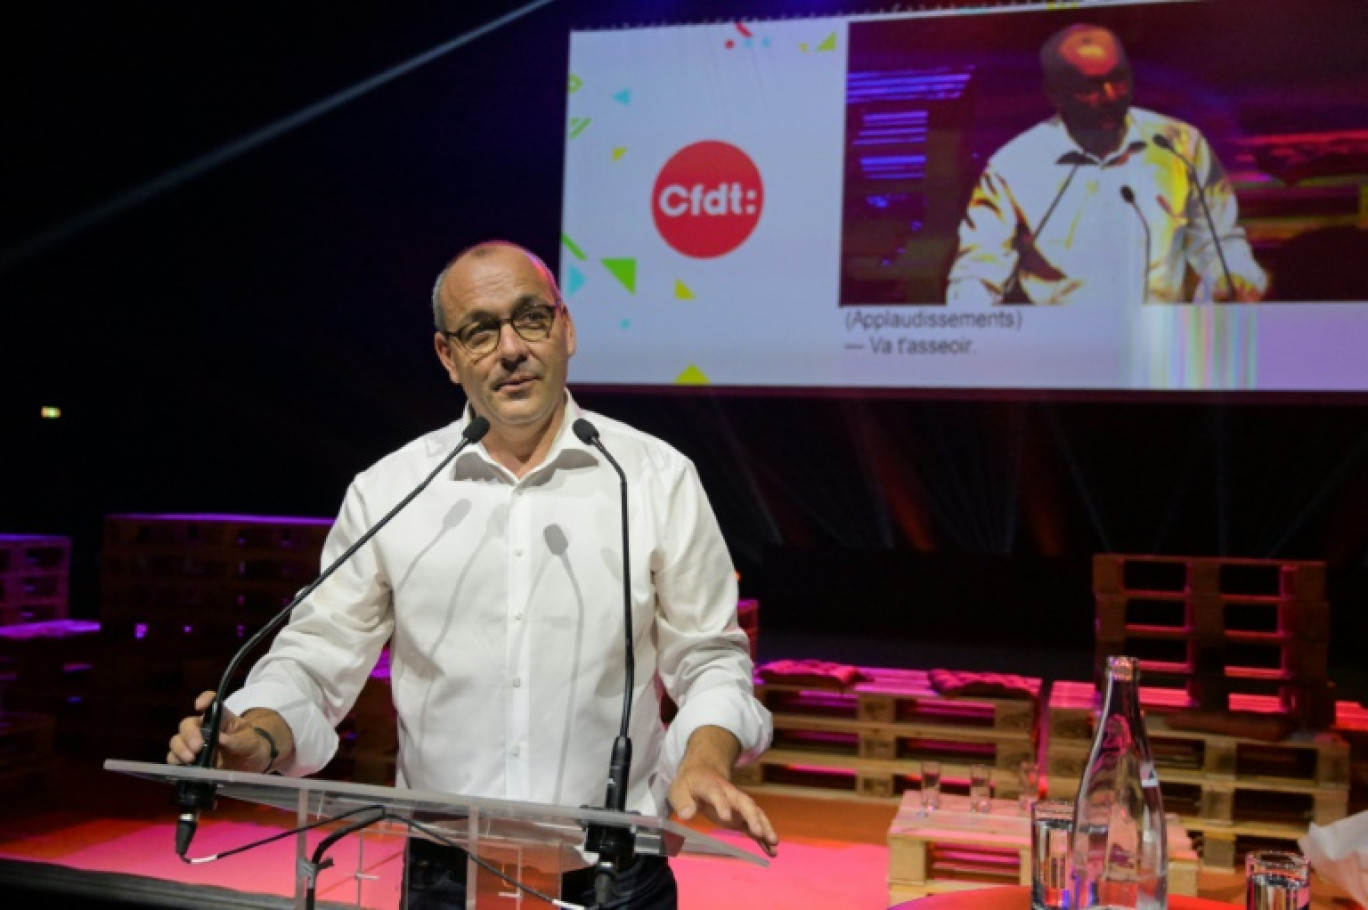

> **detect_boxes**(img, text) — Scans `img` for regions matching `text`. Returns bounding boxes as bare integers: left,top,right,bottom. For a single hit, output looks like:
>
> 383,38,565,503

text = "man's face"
1046,29,1134,154
433,246,576,441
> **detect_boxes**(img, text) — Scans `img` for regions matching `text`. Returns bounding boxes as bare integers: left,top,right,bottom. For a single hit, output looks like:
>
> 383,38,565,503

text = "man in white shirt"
945,23,1267,305
169,241,777,908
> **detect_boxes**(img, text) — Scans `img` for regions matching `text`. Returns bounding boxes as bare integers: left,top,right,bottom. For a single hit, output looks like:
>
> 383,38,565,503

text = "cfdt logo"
652,141,763,258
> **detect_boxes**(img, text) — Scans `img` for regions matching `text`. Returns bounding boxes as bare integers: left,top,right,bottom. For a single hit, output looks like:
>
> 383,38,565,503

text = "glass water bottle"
1071,655,1168,909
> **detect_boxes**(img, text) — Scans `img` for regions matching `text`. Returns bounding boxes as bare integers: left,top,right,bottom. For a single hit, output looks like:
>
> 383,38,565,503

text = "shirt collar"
1048,113,1148,167
450,390,599,483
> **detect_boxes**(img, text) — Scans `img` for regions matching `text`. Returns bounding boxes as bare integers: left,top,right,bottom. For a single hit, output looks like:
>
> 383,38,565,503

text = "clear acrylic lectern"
106,759,766,909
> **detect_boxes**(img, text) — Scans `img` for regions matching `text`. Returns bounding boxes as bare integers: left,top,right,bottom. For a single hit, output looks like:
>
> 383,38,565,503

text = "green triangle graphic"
675,364,710,385
817,32,837,52
601,258,637,293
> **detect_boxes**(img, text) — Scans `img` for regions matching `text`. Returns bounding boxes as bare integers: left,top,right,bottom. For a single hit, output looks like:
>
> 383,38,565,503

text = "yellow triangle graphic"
611,147,627,162
817,32,837,52
675,364,710,385
674,279,695,300
799,43,809,52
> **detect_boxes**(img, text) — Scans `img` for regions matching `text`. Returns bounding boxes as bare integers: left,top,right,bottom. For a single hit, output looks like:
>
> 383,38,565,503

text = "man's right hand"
167,690,284,773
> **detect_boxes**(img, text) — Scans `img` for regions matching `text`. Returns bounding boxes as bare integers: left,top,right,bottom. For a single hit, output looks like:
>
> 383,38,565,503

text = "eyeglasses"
443,302,561,357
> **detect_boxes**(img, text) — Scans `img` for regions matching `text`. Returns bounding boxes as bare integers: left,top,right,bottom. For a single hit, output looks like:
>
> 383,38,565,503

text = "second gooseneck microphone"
571,417,637,909
1152,133,1237,301
1120,185,1151,304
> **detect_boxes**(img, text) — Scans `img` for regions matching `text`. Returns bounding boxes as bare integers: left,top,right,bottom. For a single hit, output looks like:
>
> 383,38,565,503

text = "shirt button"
514,611,524,621
511,745,521,757
514,547,524,557
512,677,522,688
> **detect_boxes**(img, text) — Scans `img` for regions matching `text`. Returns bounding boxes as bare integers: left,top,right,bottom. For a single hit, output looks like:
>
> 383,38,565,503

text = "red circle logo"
652,141,763,259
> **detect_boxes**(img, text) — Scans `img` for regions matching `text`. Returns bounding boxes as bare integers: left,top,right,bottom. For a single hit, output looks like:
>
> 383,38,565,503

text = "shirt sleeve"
946,163,1020,306
651,459,772,776
223,479,395,776
1182,131,1268,301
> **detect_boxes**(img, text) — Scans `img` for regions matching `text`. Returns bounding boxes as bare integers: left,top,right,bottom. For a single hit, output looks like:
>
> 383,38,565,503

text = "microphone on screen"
1120,185,1152,304
1152,134,1238,301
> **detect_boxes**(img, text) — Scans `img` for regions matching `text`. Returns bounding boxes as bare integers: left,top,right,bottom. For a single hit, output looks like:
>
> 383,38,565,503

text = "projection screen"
560,0,1368,392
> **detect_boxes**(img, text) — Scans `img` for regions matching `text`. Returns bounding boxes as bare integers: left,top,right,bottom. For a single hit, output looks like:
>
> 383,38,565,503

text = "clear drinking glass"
1032,799,1074,910
920,760,941,812
1245,850,1310,910
970,763,992,812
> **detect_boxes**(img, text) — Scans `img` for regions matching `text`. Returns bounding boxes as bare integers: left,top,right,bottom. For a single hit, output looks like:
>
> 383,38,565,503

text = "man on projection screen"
945,23,1267,306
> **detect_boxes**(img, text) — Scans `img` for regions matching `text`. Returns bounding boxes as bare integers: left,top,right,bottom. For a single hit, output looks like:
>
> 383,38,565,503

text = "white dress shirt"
947,107,1267,305
225,393,771,817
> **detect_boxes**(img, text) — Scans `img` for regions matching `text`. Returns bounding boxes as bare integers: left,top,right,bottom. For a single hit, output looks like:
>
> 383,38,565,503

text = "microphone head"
462,415,491,443
1119,185,1136,204
1151,134,1173,151
572,418,600,445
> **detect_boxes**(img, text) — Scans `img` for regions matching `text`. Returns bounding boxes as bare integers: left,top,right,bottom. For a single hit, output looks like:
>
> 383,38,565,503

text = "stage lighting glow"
40,406,61,419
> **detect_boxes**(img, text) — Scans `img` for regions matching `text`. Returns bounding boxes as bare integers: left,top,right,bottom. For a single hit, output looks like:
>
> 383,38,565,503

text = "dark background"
3,1,1366,697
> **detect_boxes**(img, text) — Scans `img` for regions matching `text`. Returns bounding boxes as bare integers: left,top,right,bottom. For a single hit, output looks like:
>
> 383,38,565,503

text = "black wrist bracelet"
251,725,279,774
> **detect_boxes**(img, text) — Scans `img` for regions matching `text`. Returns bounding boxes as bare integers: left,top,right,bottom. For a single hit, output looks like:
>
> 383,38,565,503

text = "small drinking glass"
1018,758,1040,812
969,763,992,812
1031,799,1073,910
920,760,941,812
1245,850,1310,910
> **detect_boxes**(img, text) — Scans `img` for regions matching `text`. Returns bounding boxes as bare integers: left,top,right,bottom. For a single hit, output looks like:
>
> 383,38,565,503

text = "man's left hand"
669,726,779,857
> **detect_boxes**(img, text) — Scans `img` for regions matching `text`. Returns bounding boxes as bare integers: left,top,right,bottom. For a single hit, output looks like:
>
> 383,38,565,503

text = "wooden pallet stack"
0,535,75,791
0,534,71,626
738,667,1039,802
0,619,101,752
0,712,57,794
885,791,1199,903
1046,680,1352,871
1094,554,1334,728
1044,552,1354,871
94,513,332,760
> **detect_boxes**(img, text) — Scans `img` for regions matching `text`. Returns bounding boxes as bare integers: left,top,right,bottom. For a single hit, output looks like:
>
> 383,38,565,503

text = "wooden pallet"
747,667,1040,800
1046,679,1351,867
1049,681,1351,788
1092,554,1333,727
755,667,1037,733
0,535,70,576
736,747,1025,801
770,713,1034,772
886,792,1198,902
0,712,58,788
102,513,332,551
1183,819,1309,872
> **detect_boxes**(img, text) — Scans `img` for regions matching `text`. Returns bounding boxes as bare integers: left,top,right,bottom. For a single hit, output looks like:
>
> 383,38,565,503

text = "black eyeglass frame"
441,300,563,357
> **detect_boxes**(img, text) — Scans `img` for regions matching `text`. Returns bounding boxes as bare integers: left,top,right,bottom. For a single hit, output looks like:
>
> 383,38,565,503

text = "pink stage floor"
2,757,1359,909
0,758,893,909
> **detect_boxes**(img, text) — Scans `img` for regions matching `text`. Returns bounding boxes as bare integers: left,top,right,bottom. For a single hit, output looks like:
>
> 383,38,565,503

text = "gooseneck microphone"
174,415,491,858
1152,134,1237,301
571,417,636,908
1120,185,1152,304
1002,159,1083,302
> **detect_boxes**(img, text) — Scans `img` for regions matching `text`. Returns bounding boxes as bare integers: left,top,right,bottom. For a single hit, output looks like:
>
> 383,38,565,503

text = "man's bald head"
1041,24,1129,85
1039,24,1134,157
432,241,561,333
